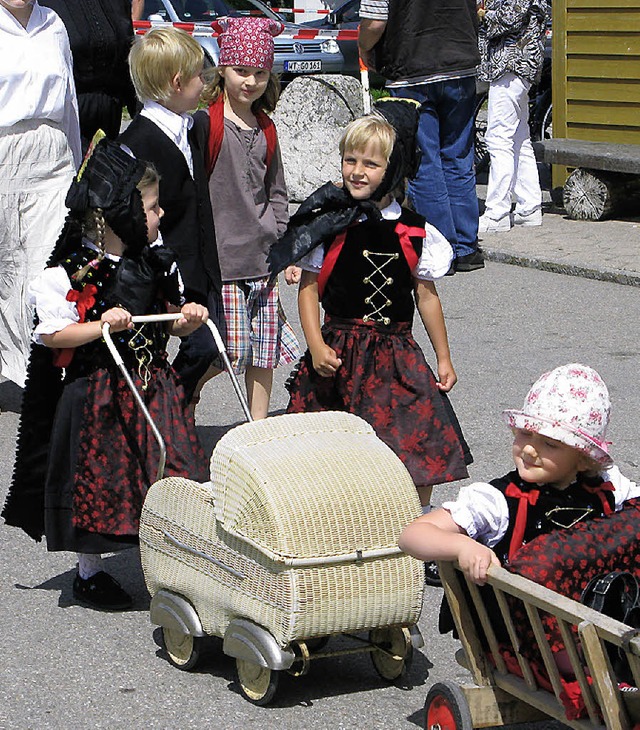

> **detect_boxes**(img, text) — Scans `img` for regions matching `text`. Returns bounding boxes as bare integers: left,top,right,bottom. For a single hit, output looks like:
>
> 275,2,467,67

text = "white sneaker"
478,213,511,233
513,209,542,227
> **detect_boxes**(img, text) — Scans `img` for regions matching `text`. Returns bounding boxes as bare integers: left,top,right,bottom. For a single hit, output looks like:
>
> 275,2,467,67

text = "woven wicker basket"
140,411,423,648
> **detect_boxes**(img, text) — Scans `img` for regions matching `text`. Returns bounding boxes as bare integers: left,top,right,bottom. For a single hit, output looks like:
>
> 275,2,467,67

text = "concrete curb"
484,248,640,288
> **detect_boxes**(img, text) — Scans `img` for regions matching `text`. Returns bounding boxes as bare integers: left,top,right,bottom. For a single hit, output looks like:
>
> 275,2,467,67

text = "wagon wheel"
370,626,413,681
235,659,280,706
424,681,473,730
162,627,202,671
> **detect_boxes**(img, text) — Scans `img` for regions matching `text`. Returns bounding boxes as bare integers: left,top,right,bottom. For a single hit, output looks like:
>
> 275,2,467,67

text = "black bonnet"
65,138,149,257
370,97,421,202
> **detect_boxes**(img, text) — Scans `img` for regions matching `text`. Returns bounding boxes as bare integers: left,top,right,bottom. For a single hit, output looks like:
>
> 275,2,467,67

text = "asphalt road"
1,260,639,729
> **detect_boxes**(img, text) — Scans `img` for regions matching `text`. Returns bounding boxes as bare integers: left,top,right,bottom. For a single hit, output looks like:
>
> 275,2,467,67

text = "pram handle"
101,314,251,482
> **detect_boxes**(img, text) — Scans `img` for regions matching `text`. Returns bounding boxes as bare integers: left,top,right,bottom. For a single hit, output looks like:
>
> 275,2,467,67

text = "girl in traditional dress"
3,139,209,610
269,101,472,512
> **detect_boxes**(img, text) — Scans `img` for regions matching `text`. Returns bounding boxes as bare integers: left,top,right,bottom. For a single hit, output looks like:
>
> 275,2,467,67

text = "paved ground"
477,185,640,285
1,184,638,729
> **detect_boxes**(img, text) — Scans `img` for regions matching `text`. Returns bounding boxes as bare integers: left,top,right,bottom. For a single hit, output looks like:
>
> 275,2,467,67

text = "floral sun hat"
502,363,613,466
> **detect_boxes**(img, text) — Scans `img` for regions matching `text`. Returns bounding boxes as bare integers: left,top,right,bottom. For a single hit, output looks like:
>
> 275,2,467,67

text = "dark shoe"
73,571,133,611
424,561,442,587
444,262,456,276
455,249,485,272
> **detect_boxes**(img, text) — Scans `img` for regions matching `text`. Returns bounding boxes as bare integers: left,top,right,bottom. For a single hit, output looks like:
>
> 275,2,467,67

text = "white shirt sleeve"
414,222,455,281
442,482,510,548
298,245,324,274
29,266,79,343
605,464,640,509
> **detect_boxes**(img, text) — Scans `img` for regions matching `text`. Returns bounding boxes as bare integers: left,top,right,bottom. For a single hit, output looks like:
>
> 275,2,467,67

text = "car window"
340,2,359,23
163,0,282,22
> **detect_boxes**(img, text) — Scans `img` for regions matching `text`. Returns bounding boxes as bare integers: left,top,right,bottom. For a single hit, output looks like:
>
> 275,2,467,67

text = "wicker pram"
140,411,425,702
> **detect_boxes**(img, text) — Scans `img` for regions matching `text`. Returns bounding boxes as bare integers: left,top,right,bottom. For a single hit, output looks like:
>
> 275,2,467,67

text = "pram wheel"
424,681,473,730
370,626,413,680
162,627,202,671
235,659,280,705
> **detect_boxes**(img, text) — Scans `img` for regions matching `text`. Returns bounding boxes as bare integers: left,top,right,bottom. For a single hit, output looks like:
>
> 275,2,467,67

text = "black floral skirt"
286,316,471,489
44,361,208,553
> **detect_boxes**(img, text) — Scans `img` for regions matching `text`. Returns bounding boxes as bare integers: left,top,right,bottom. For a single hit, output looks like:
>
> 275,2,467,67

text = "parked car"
300,0,384,87
135,0,344,83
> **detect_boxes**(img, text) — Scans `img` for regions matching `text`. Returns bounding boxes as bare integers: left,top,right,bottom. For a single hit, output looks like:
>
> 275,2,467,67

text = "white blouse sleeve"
29,266,79,343
414,222,455,281
605,465,640,509
442,482,510,548
298,245,325,274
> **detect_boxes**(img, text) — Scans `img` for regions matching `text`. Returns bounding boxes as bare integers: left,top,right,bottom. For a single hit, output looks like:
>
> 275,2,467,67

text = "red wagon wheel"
424,681,473,730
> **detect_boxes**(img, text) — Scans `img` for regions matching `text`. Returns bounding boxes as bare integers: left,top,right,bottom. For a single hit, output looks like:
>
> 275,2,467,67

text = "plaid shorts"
221,277,300,373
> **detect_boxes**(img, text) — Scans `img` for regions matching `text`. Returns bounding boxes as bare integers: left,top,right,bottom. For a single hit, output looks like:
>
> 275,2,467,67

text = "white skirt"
0,120,75,387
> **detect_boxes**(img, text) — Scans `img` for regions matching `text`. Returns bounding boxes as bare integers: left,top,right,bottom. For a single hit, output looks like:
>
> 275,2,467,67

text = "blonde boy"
119,28,223,406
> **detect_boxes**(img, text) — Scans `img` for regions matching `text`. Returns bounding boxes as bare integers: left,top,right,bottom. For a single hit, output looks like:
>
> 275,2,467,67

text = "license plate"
285,60,322,73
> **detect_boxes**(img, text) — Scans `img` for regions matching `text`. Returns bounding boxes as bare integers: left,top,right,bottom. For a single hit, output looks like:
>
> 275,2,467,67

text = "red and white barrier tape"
269,7,330,13
133,19,358,40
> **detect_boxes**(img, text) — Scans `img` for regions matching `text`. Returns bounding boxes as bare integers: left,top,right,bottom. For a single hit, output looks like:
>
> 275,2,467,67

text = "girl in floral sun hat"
398,363,640,586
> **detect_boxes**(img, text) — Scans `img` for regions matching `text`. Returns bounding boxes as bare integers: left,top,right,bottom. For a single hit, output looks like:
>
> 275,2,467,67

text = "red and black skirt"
286,316,471,489
44,360,208,554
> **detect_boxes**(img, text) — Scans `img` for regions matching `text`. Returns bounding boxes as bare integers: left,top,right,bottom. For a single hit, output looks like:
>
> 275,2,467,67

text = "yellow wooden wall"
552,0,640,185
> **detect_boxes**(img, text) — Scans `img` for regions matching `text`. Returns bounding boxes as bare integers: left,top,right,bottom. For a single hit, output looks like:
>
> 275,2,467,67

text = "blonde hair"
339,113,396,162
129,27,204,103
137,163,160,195
200,67,281,114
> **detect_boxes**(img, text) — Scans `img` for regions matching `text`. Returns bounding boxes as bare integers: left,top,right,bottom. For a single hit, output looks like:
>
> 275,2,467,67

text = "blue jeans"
392,77,479,257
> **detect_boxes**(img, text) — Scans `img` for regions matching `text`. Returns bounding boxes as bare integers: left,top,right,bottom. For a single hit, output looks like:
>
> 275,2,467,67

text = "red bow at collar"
505,482,540,562
52,285,98,368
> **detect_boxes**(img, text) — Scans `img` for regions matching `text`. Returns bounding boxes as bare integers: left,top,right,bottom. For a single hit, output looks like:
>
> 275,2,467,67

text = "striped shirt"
359,0,388,20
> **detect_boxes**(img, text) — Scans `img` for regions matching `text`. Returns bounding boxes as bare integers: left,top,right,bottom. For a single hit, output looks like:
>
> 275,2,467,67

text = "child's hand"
101,307,133,333
178,302,208,330
457,541,500,585
284,265,302,285
311,344,342,378
436,360,458,392
168,303,208,336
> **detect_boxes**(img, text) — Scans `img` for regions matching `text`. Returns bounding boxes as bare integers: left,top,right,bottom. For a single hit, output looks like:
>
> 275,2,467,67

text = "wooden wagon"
424,561,640,729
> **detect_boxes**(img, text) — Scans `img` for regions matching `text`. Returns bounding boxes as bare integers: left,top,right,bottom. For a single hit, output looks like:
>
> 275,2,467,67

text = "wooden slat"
493,588,539,689
565,102,640,127
565,124,640,145
567,57,640,80
567,12,640,33
568,34,640,55
523,603,566,702
579,621,629,730
568,0,640,8
495,673,598,730
467,578,506,674
461,685,548,728
437,561,494,688
557,619,601,724
567,79,640,104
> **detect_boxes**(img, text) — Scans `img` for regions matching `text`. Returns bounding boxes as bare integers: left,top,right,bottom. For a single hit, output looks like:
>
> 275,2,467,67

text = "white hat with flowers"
503,363,612,467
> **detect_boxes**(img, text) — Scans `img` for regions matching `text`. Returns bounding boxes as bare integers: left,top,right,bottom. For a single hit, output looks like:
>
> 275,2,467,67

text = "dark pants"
172,291,226,402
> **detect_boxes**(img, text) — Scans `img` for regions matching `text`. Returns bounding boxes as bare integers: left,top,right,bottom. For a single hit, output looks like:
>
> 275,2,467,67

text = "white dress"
0,2,81,388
